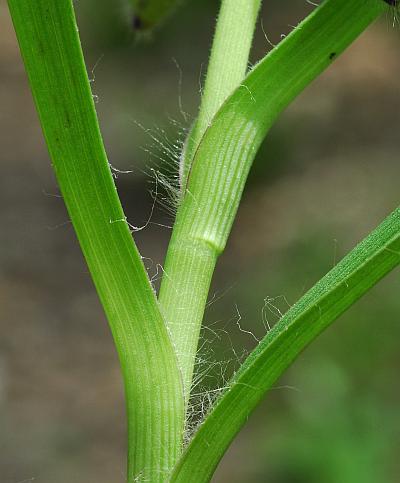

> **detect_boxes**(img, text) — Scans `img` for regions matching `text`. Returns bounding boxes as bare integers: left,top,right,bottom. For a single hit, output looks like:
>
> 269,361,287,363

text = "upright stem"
180,0,262,189
159,0,262,404
160,0,388,412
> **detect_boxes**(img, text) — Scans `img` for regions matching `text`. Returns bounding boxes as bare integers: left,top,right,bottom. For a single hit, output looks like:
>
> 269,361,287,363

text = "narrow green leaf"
171,207,400,482
7,1,184,481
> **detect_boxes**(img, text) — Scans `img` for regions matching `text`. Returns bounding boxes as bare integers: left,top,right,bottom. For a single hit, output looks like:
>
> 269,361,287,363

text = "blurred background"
1,0,400,482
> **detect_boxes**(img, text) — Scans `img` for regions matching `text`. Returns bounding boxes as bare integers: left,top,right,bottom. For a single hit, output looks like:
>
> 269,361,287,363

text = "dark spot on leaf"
329,52,336,60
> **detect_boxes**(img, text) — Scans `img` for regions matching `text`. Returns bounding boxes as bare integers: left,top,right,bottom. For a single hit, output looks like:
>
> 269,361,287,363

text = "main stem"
180,0,262,188
159,0,262,404
160,0,387,427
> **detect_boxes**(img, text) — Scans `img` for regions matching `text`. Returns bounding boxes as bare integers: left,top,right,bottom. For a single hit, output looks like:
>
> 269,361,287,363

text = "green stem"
160,0,386,410
171,206,400,482
180,0,262,188
7,1,184,481
160,0,262,403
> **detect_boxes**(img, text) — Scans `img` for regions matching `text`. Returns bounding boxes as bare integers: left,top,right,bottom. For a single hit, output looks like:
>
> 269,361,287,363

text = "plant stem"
171,206,400,482
7,1,184,481
159,0,262,404
180,0,262,188
161,0,386,409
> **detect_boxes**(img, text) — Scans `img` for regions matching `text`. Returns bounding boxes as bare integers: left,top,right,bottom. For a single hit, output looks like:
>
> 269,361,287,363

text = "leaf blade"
171,206,400,483
7,1,184,480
